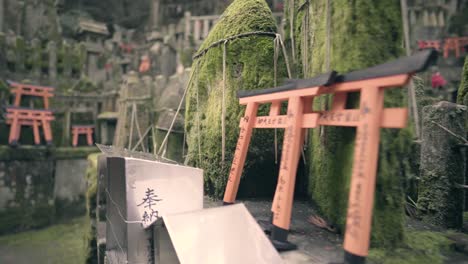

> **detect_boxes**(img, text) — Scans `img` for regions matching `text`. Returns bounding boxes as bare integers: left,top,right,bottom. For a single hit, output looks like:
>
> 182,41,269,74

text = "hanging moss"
457,56,468,106
185,0,287,198
286,0,410,247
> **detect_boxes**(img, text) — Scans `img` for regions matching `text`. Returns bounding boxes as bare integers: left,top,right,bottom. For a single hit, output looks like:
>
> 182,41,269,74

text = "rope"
157,60,198,156
131,125,152,152
151,126,157,155
195,61,202,166
105,188,143,224
400,0,421,139
301,1,310,76
128,103,135,149
182,125,186,158
193,31,277,60
133,104,146,152
221,40,228,165
431,121,468,144
325,0,331,72
289,0,296,64
159,32,292,166
277,34,293,78
273,36,280,164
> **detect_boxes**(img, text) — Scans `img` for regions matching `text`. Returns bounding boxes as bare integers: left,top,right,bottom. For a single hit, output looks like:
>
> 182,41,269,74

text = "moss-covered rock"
0,159,56,235
418,102,466,229
286,0,411,247
368,231,453,264
457,56,468,106
185,0,287,197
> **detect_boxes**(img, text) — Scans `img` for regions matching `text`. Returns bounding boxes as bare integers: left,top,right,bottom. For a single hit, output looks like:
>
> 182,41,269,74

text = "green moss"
0,205,55,235
286,0,409,247
54,147,100,160
0,217,89,264
457,56,468,106
0,146,53,161
368,231,452,264
85,153,100,216
0,146,99,161
185,0,287,197
84,153,99,264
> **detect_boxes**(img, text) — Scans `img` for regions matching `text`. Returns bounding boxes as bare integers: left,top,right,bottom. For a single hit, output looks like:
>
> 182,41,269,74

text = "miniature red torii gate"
443,37,468,58
417,40,441,51
6,107,55,146
8,81,55,109
72,125,95,147
223,50,437,263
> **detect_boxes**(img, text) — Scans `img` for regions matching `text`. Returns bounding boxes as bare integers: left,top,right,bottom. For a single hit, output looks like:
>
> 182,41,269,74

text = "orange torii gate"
71,125,95,147
8,81,55,109
443,36,468,58
6,107,55,146
223,50,437,262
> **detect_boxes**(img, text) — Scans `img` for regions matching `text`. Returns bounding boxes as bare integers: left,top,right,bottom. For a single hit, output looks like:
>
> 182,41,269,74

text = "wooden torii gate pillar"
223,50,437,263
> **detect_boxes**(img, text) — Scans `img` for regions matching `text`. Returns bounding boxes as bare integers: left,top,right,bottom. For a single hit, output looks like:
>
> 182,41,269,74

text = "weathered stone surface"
418,101,466,228
0,159,55,234
54,159,88,218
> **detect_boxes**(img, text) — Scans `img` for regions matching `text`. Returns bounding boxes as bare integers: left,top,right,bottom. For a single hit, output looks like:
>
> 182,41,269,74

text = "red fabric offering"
431,73,447,88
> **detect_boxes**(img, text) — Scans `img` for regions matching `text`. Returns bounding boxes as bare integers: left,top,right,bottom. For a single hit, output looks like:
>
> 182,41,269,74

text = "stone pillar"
409,10,416,26
88,53,98,81
193,20,201,43
48,41,57,83
15,36,25,72
31,38,41,78
184,12,191,46
203,19,210,38
16,1,25,35
423,10,429,26
438,11,445,27
418,101,467,228
63,43,72,78
0,0,4,33
430,11,438,27
62,110,71,146
0,32,5,74
151,0,161,30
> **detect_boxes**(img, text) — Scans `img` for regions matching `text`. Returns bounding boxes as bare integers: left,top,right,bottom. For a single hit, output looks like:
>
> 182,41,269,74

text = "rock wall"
54,158,88,218
0,146,99,234
0,155,55,234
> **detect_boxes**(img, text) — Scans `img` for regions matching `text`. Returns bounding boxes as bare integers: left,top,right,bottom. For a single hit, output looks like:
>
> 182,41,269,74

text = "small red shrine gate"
418,36,468,58
223,50,437,262
8,81,55,109
71,125,95,147
6,107,55,145
5,81,55,146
